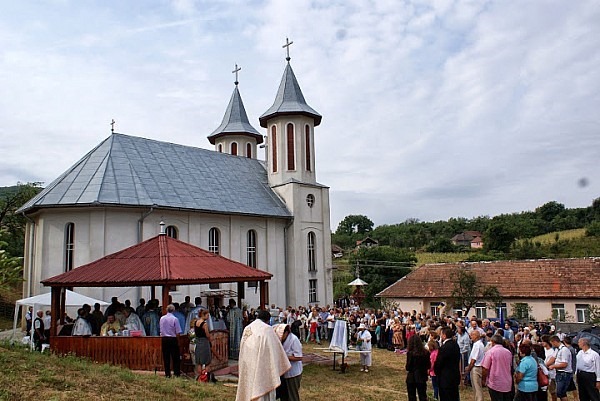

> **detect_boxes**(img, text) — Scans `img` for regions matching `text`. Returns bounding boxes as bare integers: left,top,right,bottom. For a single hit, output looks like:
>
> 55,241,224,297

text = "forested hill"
332,199,600,256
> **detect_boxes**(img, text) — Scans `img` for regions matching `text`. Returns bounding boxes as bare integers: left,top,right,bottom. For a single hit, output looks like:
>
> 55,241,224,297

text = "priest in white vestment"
236,310,291,401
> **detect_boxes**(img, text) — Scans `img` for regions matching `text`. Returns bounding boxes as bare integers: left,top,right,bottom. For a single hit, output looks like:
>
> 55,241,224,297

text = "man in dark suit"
434,327,462,401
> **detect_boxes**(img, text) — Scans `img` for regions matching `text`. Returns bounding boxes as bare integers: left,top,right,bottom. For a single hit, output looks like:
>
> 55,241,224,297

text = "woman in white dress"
356,323,372,372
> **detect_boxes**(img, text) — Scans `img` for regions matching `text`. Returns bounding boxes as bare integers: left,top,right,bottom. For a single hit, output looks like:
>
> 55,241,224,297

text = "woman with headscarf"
356,323,372,372
392,317,405,350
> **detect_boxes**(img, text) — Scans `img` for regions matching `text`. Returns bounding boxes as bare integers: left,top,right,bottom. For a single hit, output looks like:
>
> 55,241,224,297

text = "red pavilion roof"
42,234,272,287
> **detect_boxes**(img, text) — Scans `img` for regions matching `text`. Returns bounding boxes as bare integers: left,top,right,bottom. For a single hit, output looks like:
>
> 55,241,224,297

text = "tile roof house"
451,231,483,248
377,258,600,323
356,237,379,249
18,54,333,309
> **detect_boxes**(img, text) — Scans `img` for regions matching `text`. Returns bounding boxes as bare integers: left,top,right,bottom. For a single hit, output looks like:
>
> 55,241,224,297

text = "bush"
585,221,600,237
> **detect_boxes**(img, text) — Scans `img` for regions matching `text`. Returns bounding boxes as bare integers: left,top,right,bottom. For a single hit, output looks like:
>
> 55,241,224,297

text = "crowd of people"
244,303,599,401
25,297,600,401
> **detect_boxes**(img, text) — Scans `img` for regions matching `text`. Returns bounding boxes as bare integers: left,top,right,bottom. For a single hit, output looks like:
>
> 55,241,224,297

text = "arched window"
307,232,316,272
208,227,220,289
305,125,311,171
218,144,223,153
64,222,75,272
166,225,178,239
246,143,252,158
208,227,220,254
287,123,295,170
247,230,257,288
231,142,238,156
271,126,277,173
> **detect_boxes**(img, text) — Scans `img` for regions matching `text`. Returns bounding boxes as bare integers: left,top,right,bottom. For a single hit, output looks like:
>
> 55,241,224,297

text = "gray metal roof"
18,133,291,218
259,63,321,128
208,85,263,144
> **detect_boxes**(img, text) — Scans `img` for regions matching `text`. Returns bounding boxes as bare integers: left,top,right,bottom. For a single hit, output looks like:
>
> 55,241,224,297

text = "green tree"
586,221,600,237
511,302,533,322
0,183,42,257
349,246,416,306
587,304,600,324
335,214,374,236
425,237,456,253
0,237,23,294
449,268,502,315
484,220,516,253
536,201,566,222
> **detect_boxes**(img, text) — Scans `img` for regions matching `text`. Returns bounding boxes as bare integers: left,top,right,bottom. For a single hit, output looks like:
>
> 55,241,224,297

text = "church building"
17,48,333,309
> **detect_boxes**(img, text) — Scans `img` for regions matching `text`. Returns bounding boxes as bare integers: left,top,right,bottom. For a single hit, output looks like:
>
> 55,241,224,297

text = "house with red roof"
377,258,600,323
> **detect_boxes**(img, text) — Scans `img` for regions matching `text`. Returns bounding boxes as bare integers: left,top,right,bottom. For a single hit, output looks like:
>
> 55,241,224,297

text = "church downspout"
137,206,155,302
21,213,35,298
283,218,293,307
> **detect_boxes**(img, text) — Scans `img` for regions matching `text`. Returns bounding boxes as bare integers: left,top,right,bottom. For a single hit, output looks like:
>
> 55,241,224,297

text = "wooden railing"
51,330,229,372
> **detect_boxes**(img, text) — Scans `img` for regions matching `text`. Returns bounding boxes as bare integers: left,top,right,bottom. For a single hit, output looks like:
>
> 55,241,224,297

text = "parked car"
568,331,600,353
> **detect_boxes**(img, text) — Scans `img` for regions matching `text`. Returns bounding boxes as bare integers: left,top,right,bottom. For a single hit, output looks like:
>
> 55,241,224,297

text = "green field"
525,228,586,244
416,252,471,266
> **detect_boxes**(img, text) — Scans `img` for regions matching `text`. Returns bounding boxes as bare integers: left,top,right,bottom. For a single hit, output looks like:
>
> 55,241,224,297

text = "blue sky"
1,0,599,229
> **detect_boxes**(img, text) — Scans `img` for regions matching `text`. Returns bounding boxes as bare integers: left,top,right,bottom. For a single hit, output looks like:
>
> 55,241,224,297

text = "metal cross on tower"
111,119,116,133
282,37,293,61
232,63,241,86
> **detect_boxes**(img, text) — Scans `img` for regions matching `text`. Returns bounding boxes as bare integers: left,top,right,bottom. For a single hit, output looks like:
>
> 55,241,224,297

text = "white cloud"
0,0,598,230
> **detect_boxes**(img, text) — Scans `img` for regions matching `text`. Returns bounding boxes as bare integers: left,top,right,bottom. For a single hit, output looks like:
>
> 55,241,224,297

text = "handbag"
537,365,549,387
198,369,209,383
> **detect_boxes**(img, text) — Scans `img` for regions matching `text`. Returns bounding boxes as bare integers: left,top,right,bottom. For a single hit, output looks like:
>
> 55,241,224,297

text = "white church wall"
28,206,292,307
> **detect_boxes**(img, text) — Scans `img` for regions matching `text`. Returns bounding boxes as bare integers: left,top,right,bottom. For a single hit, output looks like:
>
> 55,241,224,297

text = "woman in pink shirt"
428,340,440,400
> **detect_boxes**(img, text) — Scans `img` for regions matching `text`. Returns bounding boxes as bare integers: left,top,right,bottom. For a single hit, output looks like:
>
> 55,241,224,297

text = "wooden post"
50,287,61,337
151,286,156,301
161,285,170,315
60,288,66,324
259,281,269,310
237,282,244,308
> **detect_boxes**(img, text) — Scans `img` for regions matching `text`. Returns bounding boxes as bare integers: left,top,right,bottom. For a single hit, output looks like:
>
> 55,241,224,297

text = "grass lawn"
0,340,483,401
525,228,586,244
416,252,471,266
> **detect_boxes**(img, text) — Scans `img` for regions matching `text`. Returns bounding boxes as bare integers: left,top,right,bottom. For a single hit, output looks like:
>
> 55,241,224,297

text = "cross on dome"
282,37,293,62
232,63,241,86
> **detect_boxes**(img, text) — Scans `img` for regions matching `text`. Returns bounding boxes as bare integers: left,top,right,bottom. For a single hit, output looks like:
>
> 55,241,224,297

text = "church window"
309,279,317,303
287,123,295,170
209,228,220,254
305,125,311,171
271,126,277,173
307,232,316,272
166,225,178,239
247,230,257,288
218,144,222,153
246,143,252,158
64,222,75,272
231,142,238,156
209,227,220,289
306,194,315,208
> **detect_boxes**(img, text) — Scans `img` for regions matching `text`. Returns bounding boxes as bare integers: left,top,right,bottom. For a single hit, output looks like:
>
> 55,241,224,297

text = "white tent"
348,278,368,286
13,290,109,340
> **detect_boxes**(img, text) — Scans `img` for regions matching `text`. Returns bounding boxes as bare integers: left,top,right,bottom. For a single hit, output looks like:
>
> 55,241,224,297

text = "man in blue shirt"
160,304,183,377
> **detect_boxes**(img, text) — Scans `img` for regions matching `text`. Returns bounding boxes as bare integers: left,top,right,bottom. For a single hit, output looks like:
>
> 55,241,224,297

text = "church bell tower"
208,64,262,158
259,39,333,307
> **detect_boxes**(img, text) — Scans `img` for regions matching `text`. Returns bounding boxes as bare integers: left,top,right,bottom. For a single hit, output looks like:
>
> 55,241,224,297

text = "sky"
1,0,599,229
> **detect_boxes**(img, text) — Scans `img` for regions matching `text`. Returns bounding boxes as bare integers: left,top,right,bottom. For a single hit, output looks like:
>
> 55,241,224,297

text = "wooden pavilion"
41,231,272,372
